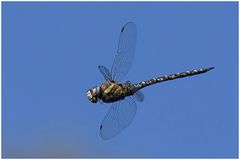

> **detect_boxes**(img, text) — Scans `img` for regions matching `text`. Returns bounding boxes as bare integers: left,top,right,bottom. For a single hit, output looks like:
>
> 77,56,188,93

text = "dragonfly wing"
133,90,144,102
100,97,137,140
98,65,112,81
111,22,137,81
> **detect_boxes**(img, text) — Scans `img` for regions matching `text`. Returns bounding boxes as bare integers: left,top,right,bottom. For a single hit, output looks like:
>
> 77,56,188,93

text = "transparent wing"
98,65,112,81
100,97,137,140
133,90,144,102
111,22,137,81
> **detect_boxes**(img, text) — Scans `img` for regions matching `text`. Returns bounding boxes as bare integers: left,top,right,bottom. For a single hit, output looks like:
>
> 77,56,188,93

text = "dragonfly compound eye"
86,87,100,103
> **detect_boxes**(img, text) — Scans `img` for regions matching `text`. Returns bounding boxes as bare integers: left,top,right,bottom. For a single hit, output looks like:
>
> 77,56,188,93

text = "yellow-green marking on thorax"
104,83,115,94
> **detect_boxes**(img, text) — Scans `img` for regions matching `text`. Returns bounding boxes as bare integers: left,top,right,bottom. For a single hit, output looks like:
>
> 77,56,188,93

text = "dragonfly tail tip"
208,67,215,71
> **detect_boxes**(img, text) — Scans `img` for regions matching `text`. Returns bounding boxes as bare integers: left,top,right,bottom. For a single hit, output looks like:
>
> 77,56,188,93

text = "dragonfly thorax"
99,81,134,103
86,86,101,103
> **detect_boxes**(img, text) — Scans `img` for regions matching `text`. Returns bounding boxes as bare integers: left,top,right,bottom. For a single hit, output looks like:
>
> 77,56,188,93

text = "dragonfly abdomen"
133,67,214,90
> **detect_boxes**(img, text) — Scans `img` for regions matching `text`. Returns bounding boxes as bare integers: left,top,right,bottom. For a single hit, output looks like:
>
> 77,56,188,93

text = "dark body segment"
134,67,214,91
100,81,133,103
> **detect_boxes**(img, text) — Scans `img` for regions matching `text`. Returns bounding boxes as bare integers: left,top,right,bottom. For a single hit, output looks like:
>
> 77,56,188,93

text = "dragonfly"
86,22,214,140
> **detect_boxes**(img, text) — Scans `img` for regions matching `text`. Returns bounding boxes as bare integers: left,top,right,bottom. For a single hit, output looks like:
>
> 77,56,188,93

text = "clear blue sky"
2,2,238,158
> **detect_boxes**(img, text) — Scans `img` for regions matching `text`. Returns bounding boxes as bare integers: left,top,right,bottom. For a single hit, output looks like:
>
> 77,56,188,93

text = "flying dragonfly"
86,22,214,140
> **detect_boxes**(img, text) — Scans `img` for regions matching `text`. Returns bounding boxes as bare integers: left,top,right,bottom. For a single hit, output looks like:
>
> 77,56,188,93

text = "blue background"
2,2,238,158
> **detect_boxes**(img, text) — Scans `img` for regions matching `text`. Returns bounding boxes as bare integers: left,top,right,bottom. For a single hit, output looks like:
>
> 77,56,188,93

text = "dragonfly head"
86,86,101,103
